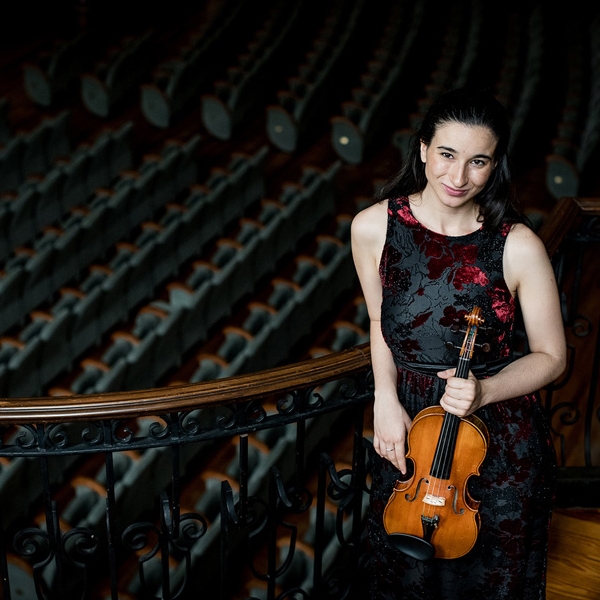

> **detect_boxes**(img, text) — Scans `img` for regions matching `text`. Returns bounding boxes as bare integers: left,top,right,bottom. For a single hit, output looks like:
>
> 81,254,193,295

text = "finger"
437,368,455,380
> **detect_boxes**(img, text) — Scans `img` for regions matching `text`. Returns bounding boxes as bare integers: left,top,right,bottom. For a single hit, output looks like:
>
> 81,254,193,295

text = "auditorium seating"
55,282,104,363
81,29,156,117
0,136,24,195
167,145,268,266
6,243,55,315
545,13,600,199
201,0,304,140
160,161,341,380
22,33,91,106
503,4,545,155
391,1,484,160
31,145,265,393
266,0,367,153
0,110,70,196
0,129,195,340
0,120,132,259
140,0,251,128
330,0,423,164
187,198,355,384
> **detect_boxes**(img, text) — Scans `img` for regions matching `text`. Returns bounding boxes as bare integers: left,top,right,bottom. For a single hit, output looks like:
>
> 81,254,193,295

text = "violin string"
425,413,456,519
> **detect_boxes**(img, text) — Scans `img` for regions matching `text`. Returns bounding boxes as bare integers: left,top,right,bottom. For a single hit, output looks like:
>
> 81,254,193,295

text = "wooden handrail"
537,196,600,258
0,344,371,423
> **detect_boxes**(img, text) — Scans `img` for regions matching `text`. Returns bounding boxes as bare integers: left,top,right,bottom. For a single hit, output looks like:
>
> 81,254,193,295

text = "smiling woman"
411,122,498,235
351,87,567,600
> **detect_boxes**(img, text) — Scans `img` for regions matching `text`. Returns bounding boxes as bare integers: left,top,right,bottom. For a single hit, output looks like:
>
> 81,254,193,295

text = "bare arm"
439,223,567,415
351,202,412,472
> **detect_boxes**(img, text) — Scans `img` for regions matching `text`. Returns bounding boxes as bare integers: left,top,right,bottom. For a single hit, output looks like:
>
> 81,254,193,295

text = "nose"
449,162,468,187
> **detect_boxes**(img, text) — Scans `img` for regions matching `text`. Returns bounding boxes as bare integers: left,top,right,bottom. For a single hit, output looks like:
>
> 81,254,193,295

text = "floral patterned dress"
363,197,557,599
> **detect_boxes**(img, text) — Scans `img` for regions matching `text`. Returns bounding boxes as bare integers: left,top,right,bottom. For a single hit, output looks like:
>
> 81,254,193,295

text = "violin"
382,307,490,561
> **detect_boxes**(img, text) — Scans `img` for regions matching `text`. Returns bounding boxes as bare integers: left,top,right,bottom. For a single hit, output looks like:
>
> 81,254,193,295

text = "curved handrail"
0,196,597,425
0,343,371,423
537,196,598,257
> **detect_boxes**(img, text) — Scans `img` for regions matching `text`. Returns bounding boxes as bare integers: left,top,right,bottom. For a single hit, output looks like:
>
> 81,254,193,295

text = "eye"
471,159,487,167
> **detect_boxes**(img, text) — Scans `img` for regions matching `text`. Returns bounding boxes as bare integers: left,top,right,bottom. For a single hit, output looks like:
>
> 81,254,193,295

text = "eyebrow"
436,145,493,161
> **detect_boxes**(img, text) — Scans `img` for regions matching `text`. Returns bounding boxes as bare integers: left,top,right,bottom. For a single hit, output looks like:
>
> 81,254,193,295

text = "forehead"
432,122,498,155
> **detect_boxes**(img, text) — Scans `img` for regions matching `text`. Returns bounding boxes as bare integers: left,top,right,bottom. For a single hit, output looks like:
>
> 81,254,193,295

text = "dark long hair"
377,87,524,229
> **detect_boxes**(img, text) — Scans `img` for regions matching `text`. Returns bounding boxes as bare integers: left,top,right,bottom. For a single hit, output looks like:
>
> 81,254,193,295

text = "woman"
351,87,566,599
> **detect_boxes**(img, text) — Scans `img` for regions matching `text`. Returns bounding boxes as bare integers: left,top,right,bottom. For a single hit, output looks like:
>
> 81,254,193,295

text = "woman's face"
420,121,498,208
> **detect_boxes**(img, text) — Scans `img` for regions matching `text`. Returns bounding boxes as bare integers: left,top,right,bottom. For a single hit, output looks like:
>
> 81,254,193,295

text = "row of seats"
392,0,493,160
330,0,423,165
266,0,367,153
22,32,91,107
50,159,338,396
0,120,133,261
0,110,70,195
188,213,354,384
3,138,264,397
12,1,560,181
501,4,545,156
140,0,252,128
200,0,304,140
0,128,193,338
81,29,156,118
545,13,600,199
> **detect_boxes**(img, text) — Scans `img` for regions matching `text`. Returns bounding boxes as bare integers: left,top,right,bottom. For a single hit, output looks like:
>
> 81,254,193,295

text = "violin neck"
455,356,470,379
430,356,471,479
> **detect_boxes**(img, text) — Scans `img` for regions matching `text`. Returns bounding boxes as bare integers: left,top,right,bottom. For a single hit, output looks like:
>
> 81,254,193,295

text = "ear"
419,139,427,163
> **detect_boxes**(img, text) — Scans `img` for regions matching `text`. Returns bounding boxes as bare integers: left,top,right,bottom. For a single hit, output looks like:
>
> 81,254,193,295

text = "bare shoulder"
504,222,554,293
351,200,389,244
505,222,547,258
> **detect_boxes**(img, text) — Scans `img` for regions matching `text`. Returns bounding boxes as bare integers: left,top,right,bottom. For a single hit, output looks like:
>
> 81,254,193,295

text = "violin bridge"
423,493,446,507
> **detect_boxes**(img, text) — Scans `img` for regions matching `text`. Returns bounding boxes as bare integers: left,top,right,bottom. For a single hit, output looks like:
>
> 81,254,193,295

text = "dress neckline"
398,196,483,239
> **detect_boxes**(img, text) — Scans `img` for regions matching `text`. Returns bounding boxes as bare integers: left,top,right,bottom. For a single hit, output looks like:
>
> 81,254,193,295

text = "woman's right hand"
373,394,412,473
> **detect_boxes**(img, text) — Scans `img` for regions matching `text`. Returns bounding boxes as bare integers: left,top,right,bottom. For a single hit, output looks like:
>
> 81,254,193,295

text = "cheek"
426,158,446,178
471,169,493,187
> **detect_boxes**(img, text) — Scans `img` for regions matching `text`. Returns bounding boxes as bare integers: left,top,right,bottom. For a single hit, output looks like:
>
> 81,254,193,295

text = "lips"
443,184,468,197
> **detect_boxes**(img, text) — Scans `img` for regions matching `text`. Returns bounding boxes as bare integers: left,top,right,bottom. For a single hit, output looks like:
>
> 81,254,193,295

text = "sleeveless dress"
363,197,557,600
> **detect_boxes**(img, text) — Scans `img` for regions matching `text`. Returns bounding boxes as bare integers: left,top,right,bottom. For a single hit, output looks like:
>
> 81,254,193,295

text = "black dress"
364,197,557,599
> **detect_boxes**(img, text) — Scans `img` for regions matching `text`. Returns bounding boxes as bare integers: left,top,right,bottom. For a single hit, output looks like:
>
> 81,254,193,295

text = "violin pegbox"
445,307,492,354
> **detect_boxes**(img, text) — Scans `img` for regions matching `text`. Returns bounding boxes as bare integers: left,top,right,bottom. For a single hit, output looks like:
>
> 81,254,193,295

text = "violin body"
383,406,489,559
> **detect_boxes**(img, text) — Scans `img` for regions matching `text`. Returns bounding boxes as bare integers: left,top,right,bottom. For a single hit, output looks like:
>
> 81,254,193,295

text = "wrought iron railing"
0,197,598,600
538,197,600,506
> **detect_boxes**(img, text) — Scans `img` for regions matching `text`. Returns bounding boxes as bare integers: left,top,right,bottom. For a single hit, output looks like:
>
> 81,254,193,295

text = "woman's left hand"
437,368,482,417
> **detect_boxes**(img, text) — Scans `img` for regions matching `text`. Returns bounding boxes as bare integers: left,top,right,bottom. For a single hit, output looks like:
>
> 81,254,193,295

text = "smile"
443,184,468,197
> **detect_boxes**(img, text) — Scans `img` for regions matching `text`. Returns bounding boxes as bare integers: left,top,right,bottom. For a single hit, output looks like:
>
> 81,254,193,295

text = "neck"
409,192,480,236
